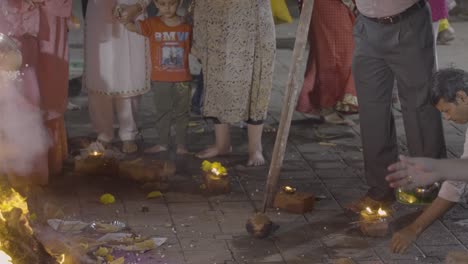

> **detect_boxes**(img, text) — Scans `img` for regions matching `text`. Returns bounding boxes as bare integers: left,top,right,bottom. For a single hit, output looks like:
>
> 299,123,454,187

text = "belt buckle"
381,16,394,24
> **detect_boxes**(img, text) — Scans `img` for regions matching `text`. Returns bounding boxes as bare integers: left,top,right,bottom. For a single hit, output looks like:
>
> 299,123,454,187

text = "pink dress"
0,0,50,185
296,0,358,115
37,0,72,176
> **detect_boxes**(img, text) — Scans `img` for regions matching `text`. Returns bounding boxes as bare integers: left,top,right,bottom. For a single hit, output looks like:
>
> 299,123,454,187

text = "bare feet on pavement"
247,150,265,166
196,145,232,159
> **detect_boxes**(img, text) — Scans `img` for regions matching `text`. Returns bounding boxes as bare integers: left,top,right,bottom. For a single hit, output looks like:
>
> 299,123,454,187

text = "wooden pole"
262,0,315,211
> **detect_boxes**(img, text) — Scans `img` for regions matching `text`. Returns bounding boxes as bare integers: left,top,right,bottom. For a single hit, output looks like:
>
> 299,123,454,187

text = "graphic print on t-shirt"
139,17,192,82
161,44,184,70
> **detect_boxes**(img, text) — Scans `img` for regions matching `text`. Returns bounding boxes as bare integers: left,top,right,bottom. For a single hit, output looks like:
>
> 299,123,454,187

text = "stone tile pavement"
40,5,468,263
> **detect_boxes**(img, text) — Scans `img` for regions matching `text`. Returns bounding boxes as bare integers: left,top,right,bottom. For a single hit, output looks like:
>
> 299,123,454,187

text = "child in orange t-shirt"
125,0,191,154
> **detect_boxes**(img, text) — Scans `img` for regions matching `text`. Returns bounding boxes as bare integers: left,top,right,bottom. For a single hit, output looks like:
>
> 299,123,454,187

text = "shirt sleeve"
138,19,152,37
461,128,468,159
438,180,467,203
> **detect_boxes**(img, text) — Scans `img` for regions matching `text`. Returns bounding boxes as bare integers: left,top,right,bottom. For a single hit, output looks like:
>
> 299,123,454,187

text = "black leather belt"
364,0,426,24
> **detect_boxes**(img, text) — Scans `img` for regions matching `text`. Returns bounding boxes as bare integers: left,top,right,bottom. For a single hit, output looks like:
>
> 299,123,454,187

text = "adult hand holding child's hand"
113,3,142,24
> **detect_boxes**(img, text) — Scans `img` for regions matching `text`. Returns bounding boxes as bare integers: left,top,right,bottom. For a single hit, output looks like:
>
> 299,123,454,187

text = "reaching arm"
386,156,468,190
391,197,455,253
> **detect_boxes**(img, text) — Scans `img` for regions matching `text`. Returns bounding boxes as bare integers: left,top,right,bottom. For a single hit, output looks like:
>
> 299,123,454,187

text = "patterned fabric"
192,0,276,124
85,0,150,97
296,0,358,115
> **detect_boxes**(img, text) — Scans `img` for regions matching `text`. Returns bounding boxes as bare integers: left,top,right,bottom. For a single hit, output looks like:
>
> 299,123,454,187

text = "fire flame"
377,208,388,217
363,207,388,218
58,253,65,264
211,167,220,176
282,186,296,194
89,150,102,157
0,250,12,263
0,184,32,262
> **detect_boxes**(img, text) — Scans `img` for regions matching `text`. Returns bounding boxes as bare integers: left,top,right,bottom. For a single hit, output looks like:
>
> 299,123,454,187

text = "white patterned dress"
85,0,150,97
192,0,276,124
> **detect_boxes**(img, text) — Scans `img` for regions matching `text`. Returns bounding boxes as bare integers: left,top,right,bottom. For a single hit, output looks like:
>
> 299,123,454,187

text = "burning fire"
0,187,29,217
0,250,12,263
0,183,32,262
58,254,65,264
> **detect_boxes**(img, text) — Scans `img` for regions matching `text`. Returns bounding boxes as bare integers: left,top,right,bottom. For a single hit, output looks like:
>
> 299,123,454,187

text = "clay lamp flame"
377,208,388,217
282,186,296,194
89,150,103,157
211,168,220,176
202,161,227,180
360,207,389,222
210,168,222,180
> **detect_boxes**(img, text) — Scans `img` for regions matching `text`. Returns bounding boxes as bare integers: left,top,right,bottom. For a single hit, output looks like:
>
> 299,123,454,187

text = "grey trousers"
152,81,191,146
352,5,446,200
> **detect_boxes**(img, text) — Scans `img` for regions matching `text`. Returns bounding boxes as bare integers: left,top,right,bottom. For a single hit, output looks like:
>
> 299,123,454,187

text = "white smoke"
0,70,50,176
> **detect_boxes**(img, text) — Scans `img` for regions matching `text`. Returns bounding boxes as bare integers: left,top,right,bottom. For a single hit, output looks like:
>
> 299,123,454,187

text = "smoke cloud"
0,70,50,177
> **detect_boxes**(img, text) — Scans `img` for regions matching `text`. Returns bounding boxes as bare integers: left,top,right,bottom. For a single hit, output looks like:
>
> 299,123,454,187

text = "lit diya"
282,185,296,194
75,150,117,176
273,185,315,214
201,160,230,194
89,150,103,158
359,207,391,237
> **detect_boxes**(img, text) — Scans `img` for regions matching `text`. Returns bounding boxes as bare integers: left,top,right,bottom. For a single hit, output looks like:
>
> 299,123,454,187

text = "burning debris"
0,179,57,263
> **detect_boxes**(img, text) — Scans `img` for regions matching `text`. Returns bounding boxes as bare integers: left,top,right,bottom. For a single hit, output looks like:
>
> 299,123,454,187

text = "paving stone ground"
35,3,468,263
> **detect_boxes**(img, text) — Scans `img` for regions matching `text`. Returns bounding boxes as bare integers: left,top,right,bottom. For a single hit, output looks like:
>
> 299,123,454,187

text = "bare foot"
391,225,419,254
247,150,265,166
122,140,138,154
176,145,189,155
144,144,168,154
196,145,232,159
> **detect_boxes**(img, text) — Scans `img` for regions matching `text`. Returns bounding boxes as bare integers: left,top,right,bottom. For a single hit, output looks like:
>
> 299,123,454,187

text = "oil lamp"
282,185,296,194
359,207,390,237
201,161,230,194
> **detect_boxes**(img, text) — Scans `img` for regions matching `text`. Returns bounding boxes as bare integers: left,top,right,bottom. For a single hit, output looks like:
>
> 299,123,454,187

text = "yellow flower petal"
201,160,212,172
147,191,163,199
100,194,116,205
